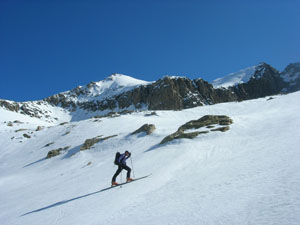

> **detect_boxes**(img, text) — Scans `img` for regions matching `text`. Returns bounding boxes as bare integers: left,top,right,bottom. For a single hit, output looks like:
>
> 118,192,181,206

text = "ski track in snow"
0,92,300,225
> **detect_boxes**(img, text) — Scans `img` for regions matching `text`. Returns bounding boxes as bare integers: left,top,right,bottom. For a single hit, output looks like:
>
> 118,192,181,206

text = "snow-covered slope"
1,91,300,225
212,65,257,88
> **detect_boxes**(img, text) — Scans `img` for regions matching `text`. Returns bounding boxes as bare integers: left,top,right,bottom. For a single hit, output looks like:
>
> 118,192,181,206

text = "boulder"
15,129,28,132
23,134,31,138
44,142,54,147
131,124,156,135
145,112,158,116
46,146,71,159
80,135,118,151
36,126,44,131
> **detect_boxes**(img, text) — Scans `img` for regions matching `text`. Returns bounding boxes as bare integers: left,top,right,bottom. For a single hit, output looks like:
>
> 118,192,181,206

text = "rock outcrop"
131,124,156,135
46,146,71,159
80,135,118,151
160,115,233,144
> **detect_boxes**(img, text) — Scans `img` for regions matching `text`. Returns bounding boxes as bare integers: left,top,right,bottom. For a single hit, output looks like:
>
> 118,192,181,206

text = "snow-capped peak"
212,63,264,88
62,74,152,103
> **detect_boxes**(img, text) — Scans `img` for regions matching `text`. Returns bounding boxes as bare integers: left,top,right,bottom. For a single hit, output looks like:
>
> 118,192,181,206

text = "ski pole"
120,170,123,188
130,157,135,178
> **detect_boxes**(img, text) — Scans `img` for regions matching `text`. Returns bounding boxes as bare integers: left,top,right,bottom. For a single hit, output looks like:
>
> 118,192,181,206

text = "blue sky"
1,0,300,101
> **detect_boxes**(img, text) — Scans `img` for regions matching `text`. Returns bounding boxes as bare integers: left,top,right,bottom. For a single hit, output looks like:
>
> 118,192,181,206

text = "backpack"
114,152,121,165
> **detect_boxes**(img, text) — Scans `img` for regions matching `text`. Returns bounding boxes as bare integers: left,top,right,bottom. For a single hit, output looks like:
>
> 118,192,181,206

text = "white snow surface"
212,65,257,88
1,91,300,225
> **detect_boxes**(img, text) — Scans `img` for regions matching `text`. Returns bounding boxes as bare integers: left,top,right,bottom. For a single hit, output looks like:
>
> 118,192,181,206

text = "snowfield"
1,91,300,225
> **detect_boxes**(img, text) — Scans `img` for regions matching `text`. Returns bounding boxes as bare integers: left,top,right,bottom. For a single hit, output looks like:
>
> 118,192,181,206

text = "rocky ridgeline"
1,62,300,120
42,62,300,114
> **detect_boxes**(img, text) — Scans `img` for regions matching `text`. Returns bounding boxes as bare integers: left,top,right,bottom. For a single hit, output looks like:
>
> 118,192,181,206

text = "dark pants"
112,163,131,182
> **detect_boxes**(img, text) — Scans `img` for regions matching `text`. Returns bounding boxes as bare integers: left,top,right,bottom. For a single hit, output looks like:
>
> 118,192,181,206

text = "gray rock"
46,146,71,159
80,135,118,151
36,126,44,131
145,112,158,116
44,142,54,147
23,134,31,138
211,126,230,132
62,131,71,136
15,129,28,132
131,124,156,135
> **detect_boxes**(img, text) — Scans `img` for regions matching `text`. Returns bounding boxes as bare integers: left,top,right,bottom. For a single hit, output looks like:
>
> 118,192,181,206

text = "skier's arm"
126,152,131,159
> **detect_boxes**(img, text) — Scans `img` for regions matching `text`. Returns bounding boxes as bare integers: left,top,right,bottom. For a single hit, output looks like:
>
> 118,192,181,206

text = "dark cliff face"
43,76,238,112
92,76,238,111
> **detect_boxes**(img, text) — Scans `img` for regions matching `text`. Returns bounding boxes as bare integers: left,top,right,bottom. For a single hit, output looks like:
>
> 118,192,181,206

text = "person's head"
125,151,130,156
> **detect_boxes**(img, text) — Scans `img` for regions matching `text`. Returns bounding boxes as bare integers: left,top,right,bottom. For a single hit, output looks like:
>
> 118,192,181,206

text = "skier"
112,151,134,186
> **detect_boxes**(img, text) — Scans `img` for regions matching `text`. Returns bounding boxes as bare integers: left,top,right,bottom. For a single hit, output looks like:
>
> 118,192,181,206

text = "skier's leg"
112,165,123,182
123,165,131,178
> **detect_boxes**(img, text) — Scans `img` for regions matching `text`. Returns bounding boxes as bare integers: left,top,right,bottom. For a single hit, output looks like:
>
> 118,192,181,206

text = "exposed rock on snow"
93,112,121,119
80,136,103,151
62,131,71,136
131,124,156,135
145,112,158,116
15,129,28,132
80,135,118,151
44,142,54,147
36,126,44,131
160,115,233,144
46,146,71,159
23,134,31,138
211,126,230,132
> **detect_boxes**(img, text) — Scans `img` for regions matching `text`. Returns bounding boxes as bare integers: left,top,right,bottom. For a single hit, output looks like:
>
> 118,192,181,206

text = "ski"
99,174,151,192
112,174,152,187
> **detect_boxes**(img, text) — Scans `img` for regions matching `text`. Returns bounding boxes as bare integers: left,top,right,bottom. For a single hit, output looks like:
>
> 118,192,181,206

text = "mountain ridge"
1,61,299,122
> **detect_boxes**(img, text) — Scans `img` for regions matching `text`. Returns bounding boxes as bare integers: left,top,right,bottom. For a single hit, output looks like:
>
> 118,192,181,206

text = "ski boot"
126,178,134,183
111,181,119,187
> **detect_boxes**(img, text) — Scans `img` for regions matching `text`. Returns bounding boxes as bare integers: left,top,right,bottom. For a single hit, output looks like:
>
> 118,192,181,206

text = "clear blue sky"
1,0,300,101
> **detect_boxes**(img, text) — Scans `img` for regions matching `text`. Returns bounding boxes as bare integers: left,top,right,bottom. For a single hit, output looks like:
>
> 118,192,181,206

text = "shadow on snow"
21,185,120,216
21,175,150,217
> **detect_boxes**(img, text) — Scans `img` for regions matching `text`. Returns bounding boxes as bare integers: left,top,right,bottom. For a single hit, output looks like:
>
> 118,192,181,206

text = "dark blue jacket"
117,153,131,165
